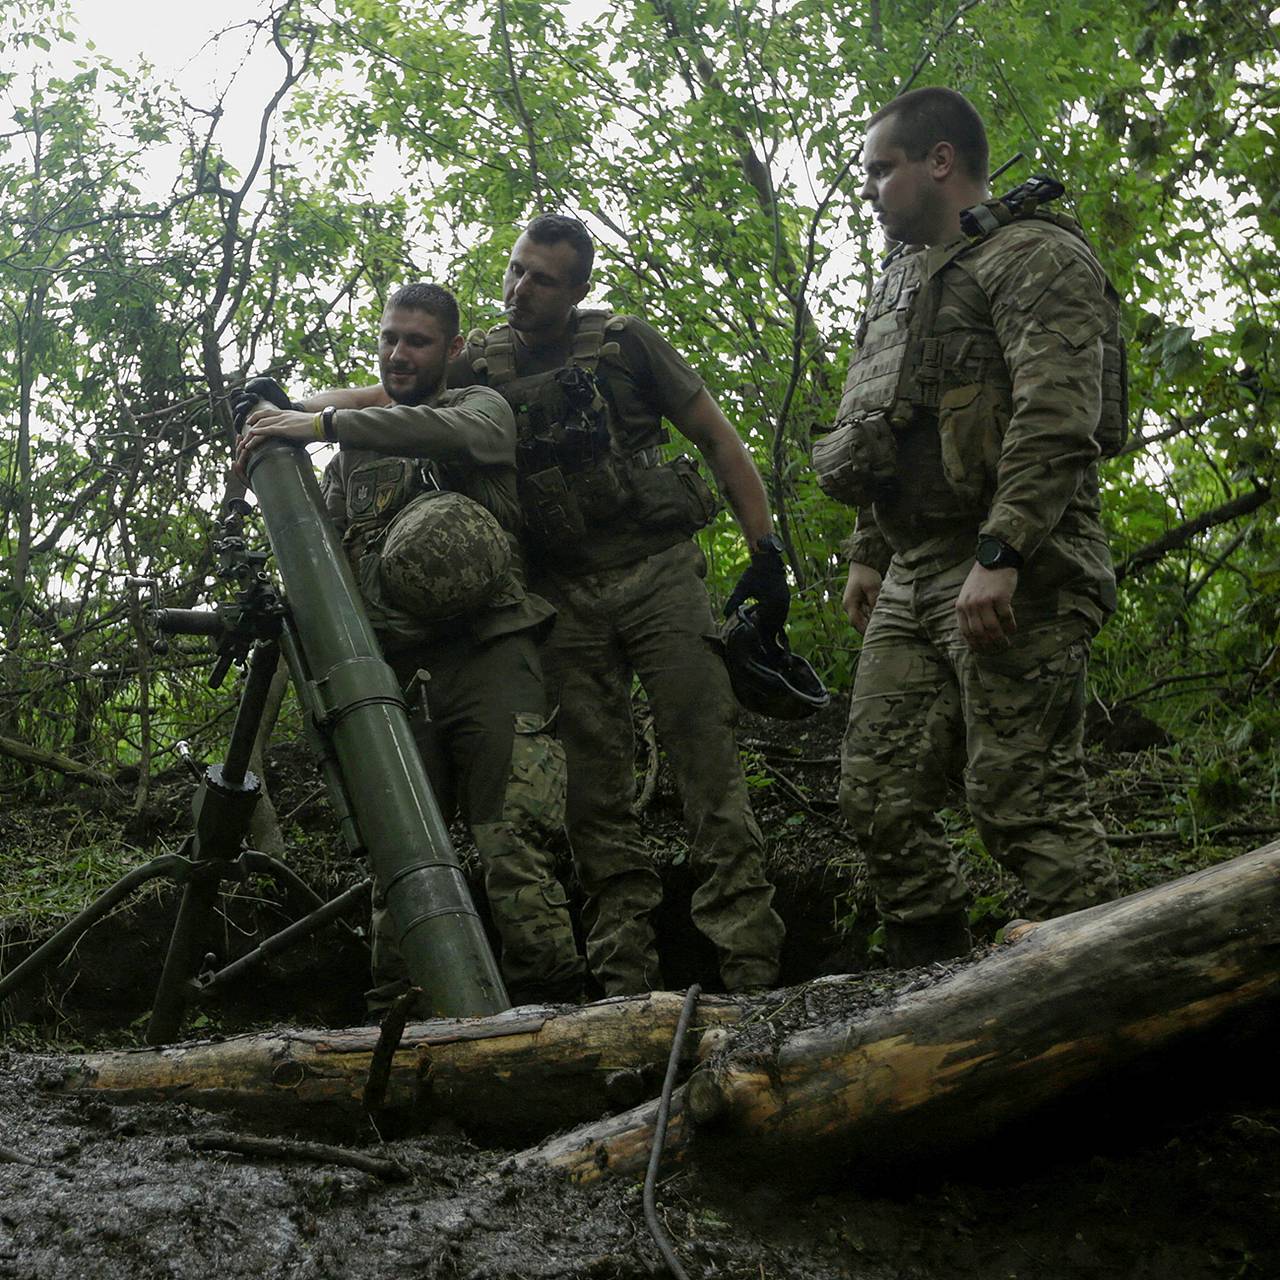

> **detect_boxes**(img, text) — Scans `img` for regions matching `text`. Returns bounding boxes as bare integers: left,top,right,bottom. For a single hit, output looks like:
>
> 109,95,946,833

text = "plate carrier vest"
467,309,718,554
813,181,1128,508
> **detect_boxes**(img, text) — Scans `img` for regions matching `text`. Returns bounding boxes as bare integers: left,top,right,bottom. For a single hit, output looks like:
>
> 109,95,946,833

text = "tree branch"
1116,483,1272,582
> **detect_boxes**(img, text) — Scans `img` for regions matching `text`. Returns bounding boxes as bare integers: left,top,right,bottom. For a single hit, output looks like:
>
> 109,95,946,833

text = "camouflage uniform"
451,314,784,995
323,386,584,1005
831,218,1119,928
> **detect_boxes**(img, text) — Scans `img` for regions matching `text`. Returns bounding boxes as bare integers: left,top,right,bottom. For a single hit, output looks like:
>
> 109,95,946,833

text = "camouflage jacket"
844,220,1117,630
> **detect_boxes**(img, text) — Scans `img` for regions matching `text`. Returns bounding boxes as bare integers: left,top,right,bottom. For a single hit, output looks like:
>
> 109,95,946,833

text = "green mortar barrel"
246,439,509,1018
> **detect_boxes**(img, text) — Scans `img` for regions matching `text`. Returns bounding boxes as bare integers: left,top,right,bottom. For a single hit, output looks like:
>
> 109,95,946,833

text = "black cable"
643,983,702,1280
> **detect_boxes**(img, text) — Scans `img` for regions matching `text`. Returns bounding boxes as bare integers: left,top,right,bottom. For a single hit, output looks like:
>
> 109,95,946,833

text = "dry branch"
47,844,1280,1186
54,992,744,1138
0,733,115,788
190,1132,408,1181
516,840,1280,1182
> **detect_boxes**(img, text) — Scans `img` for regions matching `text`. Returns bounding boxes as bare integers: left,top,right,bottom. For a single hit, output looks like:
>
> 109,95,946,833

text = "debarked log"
516,840,1280,1182
52,992,743,1138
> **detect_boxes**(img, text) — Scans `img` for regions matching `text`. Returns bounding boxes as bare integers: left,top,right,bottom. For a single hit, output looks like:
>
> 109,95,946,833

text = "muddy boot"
883,911,971,969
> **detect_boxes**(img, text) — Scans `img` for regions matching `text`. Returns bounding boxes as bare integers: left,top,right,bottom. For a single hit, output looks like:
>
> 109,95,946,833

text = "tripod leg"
0,851,191,1004
146,639,278,1045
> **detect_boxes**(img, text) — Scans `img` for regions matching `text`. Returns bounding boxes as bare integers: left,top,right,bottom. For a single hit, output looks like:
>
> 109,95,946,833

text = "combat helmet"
721,605,830,720
378,491,513,621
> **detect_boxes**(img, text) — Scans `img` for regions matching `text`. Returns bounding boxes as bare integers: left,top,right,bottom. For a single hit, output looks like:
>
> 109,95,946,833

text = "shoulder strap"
569,308,628,371
473,322,518,387
467,311,628,387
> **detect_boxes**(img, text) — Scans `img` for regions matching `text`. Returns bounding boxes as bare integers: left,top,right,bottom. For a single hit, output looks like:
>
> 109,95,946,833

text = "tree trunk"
48,843,1280,1178
54,992,744,1138
517,840,1280,1182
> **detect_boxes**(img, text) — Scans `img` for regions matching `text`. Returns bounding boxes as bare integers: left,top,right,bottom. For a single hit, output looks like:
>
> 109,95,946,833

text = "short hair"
868,88,989,182
523,214,594,284
385,282,460,340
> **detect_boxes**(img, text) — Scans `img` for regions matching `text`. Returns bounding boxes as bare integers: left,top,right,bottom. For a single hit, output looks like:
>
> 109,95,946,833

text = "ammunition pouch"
936,383,1006,508
572,454,631,524
811,412,899,507
522,453,717,547
514,366,612,477
628,454,719,536
520,467,588,546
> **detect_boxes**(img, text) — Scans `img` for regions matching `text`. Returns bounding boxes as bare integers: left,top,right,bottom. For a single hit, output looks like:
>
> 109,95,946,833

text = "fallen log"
47,843,1280,1178
53,992,743,1138
515,840,1280,1182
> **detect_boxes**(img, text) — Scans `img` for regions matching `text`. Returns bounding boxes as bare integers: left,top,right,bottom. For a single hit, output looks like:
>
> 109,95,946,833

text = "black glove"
231,375,301,431
724,538,790,645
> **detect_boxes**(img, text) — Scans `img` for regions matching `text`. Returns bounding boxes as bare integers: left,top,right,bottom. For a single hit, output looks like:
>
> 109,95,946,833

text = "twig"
632,709,660,817
190,1132,409,1181
364,987,420,1118
281,783,326,824
758,761,848,833
0,1144,41,1166
1105,824,1280,845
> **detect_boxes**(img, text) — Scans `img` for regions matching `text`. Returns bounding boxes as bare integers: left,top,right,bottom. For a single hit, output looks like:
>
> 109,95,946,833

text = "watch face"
977,537,1020,570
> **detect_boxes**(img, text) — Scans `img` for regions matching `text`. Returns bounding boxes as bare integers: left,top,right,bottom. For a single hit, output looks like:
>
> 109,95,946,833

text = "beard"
381,364,445,406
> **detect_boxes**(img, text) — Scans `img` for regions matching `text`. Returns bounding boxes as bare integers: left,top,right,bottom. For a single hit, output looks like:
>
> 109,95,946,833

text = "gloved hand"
231,375,301,432
724,540,790,646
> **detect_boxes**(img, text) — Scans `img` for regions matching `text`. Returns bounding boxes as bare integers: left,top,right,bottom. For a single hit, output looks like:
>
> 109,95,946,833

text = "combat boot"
883,911,971,969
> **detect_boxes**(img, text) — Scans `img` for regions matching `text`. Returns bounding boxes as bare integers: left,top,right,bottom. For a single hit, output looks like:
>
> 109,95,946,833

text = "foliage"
1,0,1277,796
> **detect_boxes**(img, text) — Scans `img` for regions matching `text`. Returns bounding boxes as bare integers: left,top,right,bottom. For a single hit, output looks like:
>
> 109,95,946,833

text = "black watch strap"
753,533,785,558
321,405,338,443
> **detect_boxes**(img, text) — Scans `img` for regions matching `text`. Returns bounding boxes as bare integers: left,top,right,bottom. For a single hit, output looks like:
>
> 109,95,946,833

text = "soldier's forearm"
299,384,389,412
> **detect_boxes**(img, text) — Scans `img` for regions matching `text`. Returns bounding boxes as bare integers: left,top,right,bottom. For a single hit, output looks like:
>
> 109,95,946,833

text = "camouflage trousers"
534,540,785,996
839,558,1117,925
370,630,584,1008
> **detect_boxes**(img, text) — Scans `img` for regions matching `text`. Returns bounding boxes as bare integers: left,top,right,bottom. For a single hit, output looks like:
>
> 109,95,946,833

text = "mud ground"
3,698,1280,1278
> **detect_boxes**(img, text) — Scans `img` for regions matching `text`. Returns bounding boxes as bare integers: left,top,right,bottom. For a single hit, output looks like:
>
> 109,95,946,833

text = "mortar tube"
245,439,508,1018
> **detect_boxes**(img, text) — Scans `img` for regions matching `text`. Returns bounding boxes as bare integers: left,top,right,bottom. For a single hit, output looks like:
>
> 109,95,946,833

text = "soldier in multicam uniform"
452,215,791,996
813,88,1120,967
238,282,585,1007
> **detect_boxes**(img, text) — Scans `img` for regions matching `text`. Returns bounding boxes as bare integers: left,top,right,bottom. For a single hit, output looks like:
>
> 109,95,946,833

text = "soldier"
456,215,793,995
813,88,1120,967
236,282,585,1007
327,219,791,994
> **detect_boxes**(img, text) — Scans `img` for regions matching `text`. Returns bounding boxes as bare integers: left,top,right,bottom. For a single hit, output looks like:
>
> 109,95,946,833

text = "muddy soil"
3,698,1280,1278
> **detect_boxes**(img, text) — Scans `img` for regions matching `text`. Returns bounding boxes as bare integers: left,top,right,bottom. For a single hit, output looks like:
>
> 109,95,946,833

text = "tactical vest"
468,310,718,554
813,199,1129,508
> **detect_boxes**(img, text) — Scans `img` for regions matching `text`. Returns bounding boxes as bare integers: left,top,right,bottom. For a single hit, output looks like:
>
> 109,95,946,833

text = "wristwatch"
321,405,338,443
753,533,786,558
976,534,1023,571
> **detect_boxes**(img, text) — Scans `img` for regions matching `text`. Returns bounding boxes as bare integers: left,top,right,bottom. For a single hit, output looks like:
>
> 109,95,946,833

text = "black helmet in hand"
721,605,830,720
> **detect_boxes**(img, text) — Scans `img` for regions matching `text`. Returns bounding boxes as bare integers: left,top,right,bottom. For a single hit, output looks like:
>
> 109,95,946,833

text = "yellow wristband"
312,413,325,441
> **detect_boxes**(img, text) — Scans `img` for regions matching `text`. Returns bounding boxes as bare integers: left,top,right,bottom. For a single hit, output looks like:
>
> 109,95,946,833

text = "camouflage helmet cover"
378,490,513,621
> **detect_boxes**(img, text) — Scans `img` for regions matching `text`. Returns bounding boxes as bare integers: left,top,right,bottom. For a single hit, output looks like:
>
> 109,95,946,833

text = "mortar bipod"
0,514,372,1042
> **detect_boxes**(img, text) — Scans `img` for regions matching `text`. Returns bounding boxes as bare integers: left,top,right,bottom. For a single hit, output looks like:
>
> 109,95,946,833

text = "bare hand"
233,407,318,479
955,563,1018,652
842,562,882,634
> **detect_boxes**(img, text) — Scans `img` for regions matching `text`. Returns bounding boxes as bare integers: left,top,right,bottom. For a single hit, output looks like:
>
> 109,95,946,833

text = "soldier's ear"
929,140,957,182
448,331,465,360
